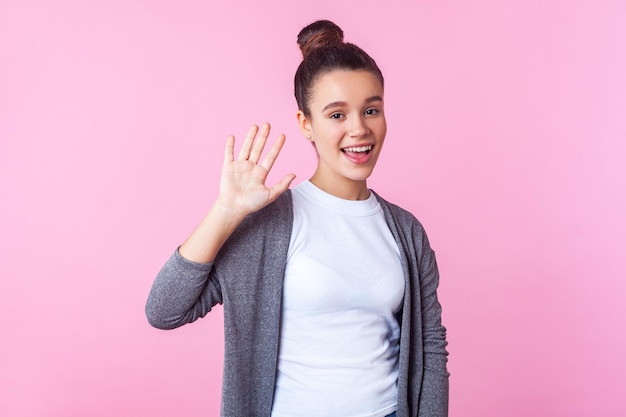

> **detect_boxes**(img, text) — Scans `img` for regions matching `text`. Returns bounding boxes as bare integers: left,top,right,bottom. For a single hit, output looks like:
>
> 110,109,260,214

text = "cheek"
313,123,342,144
375,118,387,139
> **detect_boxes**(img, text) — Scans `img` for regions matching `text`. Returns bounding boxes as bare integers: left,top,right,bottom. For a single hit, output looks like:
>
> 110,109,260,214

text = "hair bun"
297,20,344,59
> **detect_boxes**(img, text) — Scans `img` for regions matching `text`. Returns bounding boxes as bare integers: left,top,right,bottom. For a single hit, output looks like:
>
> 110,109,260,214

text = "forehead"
309,70,384,108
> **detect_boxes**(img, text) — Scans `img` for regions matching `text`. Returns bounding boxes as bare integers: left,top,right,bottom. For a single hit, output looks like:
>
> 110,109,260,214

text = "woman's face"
297,69,387,200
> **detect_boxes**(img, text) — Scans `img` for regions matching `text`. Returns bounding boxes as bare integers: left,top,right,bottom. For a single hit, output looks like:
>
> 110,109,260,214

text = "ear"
296,110,313,140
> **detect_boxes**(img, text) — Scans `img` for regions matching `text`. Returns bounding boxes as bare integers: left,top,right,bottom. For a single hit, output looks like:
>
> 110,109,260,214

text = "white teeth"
343,145,373,153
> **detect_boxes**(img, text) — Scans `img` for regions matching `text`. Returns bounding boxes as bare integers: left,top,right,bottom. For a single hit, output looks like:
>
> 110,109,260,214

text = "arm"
418,242,449,417
375,197,449,416
145,249,220,329
180,123,296,263
145,123,296,329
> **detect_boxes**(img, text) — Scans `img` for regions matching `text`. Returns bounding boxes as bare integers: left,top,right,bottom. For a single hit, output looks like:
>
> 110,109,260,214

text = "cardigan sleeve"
417,242,449,417
145,248,223,330
374,192,449,417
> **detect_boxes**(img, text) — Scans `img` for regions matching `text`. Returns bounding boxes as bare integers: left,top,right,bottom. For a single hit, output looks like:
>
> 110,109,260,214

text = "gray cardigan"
146,190,449,417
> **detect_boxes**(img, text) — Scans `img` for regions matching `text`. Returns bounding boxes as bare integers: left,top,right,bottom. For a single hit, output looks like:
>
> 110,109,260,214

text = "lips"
341,144,374,164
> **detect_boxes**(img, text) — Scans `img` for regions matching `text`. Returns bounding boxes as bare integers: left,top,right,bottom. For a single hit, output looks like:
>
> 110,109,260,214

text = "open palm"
217,123,295,216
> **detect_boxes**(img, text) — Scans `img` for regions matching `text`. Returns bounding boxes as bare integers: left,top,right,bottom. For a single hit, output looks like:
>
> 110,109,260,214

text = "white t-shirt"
271,181,405,417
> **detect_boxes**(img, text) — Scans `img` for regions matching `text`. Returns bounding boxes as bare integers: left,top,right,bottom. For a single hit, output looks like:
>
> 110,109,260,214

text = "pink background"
2,0,625,416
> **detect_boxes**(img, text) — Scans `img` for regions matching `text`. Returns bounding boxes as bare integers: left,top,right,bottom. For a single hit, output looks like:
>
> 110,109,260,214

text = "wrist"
211,198,249,226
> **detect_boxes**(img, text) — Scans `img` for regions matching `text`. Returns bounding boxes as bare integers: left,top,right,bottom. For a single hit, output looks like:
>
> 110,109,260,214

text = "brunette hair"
294,20,384,117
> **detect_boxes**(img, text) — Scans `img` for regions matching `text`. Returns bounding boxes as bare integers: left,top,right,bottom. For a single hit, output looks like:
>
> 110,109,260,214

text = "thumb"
267,174,296,203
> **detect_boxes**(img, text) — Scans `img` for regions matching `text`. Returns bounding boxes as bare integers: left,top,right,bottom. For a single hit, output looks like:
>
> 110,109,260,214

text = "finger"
223,135,235,166
267,174,297,203
249,122,270,163
260,133,286,172
237,125,259,160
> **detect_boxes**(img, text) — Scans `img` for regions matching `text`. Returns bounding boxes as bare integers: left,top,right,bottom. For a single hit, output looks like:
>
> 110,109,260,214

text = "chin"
347,170,376,182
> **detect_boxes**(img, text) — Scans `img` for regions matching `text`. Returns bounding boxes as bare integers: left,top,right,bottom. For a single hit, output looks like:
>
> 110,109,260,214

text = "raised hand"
178,123,295,263
216,123,296,216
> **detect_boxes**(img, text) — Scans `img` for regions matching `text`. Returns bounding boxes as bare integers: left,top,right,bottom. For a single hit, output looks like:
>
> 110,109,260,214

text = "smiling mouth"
341,145,373,154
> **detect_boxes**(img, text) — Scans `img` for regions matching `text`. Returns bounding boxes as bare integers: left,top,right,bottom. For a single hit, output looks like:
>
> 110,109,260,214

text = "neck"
309,175,370,201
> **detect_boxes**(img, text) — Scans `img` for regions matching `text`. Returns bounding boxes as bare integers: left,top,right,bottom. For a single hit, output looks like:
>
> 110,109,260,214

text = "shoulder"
232,190,293,237
372,191,438,268
249,190,293,221
217,190,294,260
372,190,426,234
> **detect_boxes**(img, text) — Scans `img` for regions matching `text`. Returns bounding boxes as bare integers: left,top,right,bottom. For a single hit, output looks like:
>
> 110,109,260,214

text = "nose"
348,114,370,138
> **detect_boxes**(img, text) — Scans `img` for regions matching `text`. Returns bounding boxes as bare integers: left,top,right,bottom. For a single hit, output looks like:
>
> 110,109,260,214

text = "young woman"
146,20,449,417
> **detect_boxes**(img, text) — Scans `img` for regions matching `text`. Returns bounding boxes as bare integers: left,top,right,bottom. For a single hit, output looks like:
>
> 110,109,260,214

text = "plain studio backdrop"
1,0,625,416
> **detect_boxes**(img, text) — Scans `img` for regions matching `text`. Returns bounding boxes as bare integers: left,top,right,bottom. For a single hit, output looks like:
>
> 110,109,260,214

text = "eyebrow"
322,95,384,112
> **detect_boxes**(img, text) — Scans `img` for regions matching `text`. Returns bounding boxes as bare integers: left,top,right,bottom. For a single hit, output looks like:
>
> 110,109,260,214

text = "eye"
329,112,344,119
365,108,380,116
